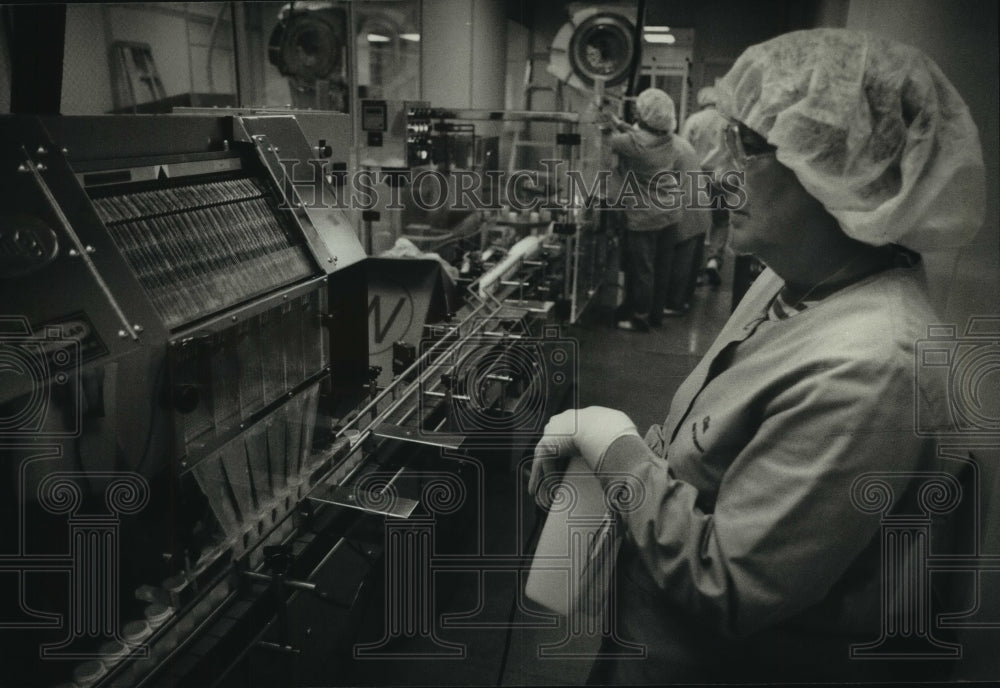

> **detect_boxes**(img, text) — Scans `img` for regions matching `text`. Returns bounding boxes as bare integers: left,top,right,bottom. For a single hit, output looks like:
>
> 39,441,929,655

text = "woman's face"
726,124,835,261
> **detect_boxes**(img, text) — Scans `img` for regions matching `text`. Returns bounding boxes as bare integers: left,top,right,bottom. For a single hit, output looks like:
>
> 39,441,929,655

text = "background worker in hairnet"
530,28,985,684
600,88,699,331
680,85,731,288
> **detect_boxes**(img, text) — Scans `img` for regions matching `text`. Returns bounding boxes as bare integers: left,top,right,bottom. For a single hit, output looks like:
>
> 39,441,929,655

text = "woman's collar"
637,121,671,136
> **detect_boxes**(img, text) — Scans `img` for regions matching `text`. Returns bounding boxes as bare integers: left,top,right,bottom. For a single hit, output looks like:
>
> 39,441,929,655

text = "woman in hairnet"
680,85,731,287
601,88,700,331
531,29,985,683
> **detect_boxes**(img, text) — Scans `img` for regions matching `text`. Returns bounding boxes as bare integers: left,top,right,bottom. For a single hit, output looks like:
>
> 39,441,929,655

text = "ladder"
507,52,565,177
111,41,167,112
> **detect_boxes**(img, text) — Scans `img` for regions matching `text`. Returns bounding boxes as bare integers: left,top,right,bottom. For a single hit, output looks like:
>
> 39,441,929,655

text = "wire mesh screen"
91,177,315,329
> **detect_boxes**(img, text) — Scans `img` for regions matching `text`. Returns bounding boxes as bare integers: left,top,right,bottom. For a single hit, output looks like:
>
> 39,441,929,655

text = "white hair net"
696,86,718,108
715,29,985,251
635,88,676,133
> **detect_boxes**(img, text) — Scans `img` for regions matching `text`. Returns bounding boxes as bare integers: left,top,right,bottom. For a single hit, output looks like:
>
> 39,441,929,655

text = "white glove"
528,407,639,508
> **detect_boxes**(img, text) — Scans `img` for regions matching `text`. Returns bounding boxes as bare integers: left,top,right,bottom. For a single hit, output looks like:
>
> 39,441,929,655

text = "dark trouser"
705,180,730,265
624,224,678,327
667,233,705,311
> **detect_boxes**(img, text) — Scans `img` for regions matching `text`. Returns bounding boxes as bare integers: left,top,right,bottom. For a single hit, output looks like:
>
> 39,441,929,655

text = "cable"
429,224,483,253
625,0,647,98
206,3,228,94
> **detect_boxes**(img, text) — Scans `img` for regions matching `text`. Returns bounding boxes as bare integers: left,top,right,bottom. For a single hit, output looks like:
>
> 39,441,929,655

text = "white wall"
421,0,472,108
61,4,115,114
845,3,999,680
253,1,293,108
504,19,530,111
421,0,505,109
61,2,236,114
469,0,506,109
181,3,236,95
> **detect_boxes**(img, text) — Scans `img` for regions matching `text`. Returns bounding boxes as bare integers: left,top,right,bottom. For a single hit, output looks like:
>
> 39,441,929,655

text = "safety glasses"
724,120,777,168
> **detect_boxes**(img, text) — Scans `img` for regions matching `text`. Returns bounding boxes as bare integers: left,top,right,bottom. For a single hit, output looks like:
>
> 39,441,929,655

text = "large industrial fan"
268,1,349,111
547,5,638,94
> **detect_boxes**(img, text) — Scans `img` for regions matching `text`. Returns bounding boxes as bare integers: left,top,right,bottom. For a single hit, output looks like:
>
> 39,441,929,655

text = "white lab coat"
608,126,700,235
679,105,729,171
592,262,955,683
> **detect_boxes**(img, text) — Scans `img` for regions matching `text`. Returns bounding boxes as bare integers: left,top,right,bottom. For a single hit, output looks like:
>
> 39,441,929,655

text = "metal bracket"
19,146,139,341
308,484,419,519
372,423,466,451
556,132,581,146
502,299,555,314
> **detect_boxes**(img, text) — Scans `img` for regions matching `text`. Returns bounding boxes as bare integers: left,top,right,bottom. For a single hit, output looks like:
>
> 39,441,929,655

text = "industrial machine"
0,113,573,688
351,101,617,324
0,113,363,687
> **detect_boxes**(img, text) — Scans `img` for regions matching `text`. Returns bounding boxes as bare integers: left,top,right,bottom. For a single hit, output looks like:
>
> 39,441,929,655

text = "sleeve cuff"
596,433,659,479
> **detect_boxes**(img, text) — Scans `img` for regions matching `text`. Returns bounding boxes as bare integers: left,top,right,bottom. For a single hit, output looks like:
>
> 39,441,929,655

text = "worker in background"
662,168,711,317
600,88,700,331
531,28,985,684
680,85,731,288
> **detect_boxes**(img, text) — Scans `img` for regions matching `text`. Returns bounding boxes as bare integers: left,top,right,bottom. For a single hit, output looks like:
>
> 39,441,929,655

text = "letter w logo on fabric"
368,294,410,346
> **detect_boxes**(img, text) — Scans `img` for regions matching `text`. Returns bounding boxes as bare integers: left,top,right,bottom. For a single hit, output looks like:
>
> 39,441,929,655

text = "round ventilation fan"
268,5,347,83
548,8,636,92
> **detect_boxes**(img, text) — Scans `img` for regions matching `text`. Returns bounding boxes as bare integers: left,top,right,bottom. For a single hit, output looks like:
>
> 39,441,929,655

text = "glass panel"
56,3,423,114
61,3,238,114
247,1,422,111
253,1,351,110
355,0,421,101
